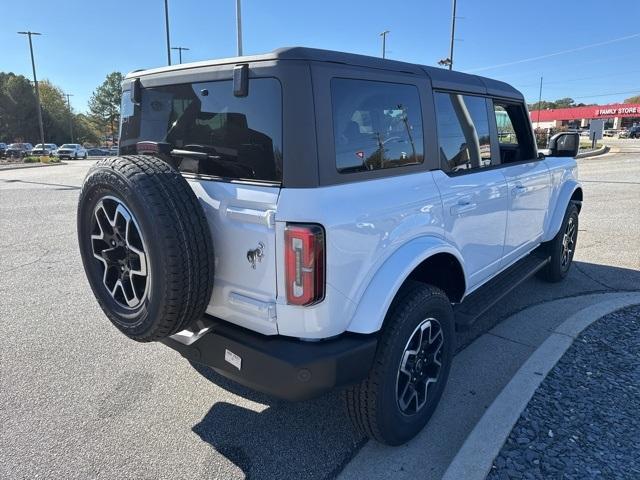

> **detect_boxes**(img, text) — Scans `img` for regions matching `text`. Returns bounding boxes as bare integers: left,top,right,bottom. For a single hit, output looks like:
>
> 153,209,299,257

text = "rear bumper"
161,317,378,401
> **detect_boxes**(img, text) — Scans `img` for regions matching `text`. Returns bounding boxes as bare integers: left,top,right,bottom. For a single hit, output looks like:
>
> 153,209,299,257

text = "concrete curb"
0,161,67,172
575,145,610,158
441,292,640,480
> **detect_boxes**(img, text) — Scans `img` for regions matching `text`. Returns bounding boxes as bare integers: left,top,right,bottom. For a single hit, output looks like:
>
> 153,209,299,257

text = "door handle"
511,185,527,197
451,200,478,216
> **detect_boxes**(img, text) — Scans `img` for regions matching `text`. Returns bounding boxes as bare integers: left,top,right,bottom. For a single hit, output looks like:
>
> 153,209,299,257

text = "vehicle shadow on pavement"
190,362,365,480
188,261,640,480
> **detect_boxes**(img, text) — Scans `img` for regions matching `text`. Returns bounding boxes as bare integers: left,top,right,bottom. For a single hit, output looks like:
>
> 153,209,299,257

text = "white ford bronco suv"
77,48,582,445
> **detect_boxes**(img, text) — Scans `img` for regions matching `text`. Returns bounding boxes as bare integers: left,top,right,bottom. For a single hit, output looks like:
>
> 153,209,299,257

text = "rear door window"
434,92,493,173
120,78,282,182
331,78,424,173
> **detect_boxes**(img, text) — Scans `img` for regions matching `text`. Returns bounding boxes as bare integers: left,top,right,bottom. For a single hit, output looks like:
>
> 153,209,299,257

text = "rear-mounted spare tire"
77,155,214,342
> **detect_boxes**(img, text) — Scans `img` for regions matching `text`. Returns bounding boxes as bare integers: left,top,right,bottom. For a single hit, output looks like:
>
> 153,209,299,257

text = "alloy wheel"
396,318,444,415
90,196,149,309
561,216,577,268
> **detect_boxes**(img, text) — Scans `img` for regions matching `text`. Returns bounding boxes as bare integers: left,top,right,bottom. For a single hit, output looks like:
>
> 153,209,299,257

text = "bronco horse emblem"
246,242,265,269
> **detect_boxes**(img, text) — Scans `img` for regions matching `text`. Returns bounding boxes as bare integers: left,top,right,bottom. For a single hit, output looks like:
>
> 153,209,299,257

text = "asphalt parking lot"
1,146,639,480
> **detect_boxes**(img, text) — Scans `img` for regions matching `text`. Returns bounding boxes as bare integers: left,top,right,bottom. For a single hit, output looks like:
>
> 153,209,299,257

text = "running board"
454,252,550,331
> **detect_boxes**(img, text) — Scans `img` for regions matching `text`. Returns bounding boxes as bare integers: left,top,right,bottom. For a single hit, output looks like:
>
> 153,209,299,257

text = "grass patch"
580,142,603,150
23,156,39,163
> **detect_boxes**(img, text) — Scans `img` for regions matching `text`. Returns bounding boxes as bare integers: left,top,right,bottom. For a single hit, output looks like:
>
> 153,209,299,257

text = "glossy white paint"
431,169,508,288
275,171,445,338
188,155,579,339
541,157,581,242
500,160,551,266
346,237,465,334
186,178,281,335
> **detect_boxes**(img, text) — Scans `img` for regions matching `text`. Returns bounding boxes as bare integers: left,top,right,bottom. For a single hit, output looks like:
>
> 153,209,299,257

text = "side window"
493,102,536,163
434,92,493,172
331,78,424,173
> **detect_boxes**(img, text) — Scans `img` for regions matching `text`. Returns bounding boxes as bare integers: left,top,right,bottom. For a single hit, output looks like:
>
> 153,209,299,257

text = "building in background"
530,103,640,130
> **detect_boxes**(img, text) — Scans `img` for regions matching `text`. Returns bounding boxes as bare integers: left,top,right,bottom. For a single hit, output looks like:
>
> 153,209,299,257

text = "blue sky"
3,0,639,112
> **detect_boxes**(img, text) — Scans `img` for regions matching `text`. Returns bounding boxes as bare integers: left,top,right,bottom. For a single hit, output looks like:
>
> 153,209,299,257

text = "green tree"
88,72,124,143
74,113,101,145
624,95,640,104
39,80,73,144
554,97,575,108
0,72,38,142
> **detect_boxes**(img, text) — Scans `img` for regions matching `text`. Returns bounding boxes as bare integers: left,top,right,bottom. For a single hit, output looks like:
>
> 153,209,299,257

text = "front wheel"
344,282,455,445
538,203,579,282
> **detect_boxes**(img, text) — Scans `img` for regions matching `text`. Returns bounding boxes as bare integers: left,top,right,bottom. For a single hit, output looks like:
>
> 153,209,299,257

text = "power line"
572,89,640,100
513,69,640,89
466,32,640,73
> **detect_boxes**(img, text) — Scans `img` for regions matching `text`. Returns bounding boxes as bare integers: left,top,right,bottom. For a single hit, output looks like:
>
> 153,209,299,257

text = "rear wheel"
344,282,455,445
78,155,214,341
538,203,579,282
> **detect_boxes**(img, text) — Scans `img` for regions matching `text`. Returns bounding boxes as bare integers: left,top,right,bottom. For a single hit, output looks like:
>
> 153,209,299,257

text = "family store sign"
594,105,640,117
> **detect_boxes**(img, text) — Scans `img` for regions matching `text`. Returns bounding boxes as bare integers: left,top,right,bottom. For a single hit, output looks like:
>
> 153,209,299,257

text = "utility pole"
171,46,190,64
380,30,390,59
164,0,172,65
65,93,74,142
18,31,45,147
236,0,243,56
537,75,543,125
448,0,457,70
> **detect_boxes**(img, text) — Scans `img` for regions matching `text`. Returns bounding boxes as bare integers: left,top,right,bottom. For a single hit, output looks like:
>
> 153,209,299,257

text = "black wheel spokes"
397,319,444,415
91,197,149,309
561,217,577,268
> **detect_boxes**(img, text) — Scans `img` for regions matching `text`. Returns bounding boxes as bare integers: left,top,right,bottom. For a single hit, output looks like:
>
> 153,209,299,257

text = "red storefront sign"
530,103,640,121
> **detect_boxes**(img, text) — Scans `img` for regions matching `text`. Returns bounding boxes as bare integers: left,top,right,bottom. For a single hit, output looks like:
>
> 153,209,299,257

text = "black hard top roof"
128,46,523,101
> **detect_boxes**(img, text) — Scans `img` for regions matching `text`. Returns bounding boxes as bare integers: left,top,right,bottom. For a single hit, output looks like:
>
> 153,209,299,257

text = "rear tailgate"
188,180,280,335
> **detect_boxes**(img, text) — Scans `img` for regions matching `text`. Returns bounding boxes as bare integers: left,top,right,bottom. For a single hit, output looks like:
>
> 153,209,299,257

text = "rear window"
331,78,424,173
120,78,282,183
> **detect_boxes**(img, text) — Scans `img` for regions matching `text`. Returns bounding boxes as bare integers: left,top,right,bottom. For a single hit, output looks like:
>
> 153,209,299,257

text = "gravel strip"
487,305,640,480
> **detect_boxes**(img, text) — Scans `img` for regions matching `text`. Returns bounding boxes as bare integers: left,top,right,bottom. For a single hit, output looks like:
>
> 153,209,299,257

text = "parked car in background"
618,129,629,138
86,148,109,157
106,146,119,156
628,125,640,139
603,129,616,137
5,143,33,158
56,144,87,159
579,130,590,137
31,143,58,156
0,143,6,158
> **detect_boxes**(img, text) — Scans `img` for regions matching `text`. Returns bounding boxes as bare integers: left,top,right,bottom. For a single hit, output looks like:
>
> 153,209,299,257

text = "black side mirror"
132,78,142,104
548,132,579,158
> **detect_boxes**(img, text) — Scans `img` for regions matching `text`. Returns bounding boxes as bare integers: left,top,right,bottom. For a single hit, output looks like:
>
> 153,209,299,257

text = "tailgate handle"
226,206,275,228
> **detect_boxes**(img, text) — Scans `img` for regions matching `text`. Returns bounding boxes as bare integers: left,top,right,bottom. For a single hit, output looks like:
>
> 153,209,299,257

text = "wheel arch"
346,237,466,335
542,181,583,242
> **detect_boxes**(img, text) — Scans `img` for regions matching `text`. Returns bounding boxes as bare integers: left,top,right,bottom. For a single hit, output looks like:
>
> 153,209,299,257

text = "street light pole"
236,0,243,56
164,0,172,65
380,30,389,59
65,93,74,143
171,46,190,64
448,0,457,70
18,31,45,147
537,76,543,125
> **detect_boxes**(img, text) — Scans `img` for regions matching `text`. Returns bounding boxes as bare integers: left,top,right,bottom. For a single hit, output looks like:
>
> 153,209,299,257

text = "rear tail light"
285,223,325,306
